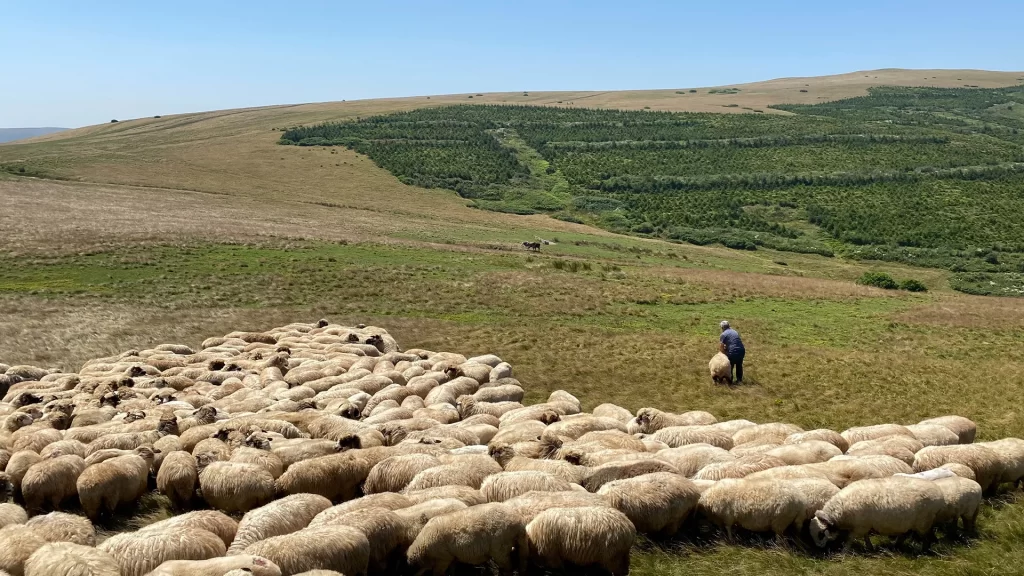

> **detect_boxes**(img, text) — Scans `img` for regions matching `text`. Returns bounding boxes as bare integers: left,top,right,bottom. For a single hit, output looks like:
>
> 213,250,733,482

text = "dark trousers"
727,351,745,382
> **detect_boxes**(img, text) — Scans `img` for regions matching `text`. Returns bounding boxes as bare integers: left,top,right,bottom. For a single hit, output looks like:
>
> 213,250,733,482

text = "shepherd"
719,320,745,383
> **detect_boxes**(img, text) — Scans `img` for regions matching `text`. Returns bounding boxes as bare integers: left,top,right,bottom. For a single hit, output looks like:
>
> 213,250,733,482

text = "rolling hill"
1,69,1024,576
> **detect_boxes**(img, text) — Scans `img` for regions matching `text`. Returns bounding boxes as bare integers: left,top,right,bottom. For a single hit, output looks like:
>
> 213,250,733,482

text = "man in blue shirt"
719,320,745,383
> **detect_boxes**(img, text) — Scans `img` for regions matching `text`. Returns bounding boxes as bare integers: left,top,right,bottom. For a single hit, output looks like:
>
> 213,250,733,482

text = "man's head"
720,320,730,332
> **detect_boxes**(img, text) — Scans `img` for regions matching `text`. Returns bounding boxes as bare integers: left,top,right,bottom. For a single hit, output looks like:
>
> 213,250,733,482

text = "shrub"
551,259,591,273
857,271,899,290
899,279,927,292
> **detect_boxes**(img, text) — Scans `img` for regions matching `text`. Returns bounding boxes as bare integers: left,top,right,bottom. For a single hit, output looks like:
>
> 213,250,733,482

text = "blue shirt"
720,329,745,356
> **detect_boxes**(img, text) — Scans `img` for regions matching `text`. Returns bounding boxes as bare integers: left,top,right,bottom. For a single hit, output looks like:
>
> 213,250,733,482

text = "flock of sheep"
0,320,1022,576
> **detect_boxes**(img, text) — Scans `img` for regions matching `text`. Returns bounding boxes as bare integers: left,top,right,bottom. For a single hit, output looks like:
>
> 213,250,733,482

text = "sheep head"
316,318,330,328
336,434,362,451
809,511,838,548
489,444,515,467
12,392,42,408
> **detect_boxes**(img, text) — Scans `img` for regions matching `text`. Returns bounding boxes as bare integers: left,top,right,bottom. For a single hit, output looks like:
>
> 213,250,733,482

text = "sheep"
919,415,977,444
314,507,411,574
23,542,120,576
364,454,443,494
784,429,850,453
709,352,732,384
933,475,983,531
693,454,787,481
592,403,633,423
0,524,47,576
480,471,580,502
787,477,841,524
912,444,1004,492
807,456,908,488
598,472,700,536
651,425,734,450
403,456,502,492
840,423,915,446
697,478,806,539
809,476,945,551
271,438,358,469
573,430,647,452
139,511,239,548
906,423,961,447
276,454,372,501
98,528,227,576
76,446,155,519
0,503,27,529
525,506,635,576
655,444,736,477
847,435,925,465
39,439,87,459
492,448,587,484
243,526,370,576
144,555,282,576
407,502,527,576
635,407,717,434
582,459,679,492
25,511,95,546
228,493,333,555
404,485,486,507
20,454,86,511
542,415,626,442
456,396,523,420
979,438,1024,487
197,458,277,513
394,498,468,539
309,493,414,530
733,423,804,446
473,384,523,404
156,450,197,509
230,447,286,479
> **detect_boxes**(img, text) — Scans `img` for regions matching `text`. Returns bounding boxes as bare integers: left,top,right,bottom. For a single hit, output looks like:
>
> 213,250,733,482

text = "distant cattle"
522,242,541,252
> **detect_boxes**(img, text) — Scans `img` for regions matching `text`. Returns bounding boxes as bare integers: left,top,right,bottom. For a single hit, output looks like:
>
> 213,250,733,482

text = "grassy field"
1,69,1024,575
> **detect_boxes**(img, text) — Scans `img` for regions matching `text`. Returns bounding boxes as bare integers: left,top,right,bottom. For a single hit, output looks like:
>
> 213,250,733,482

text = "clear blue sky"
2,0,1021,127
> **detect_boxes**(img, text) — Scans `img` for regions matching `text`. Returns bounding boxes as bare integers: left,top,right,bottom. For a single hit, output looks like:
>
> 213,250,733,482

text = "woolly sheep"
592,403,633,423
598,472,700,536
919,415,977,444
493,452,586,484
809,477,945,551
198,458,276,513
913,444,1004,492
787,477,841,524
4,451,42,495
785,429,849,453
25,511,95,546
228,493,333,555
243,526,370,576
156,451,197,509
0,524,47,576
840,423,915,445
275,453,372,501
403,456,502,492
403,485,486,507
0,504,27,529
709,352,732,385
308,493,412,528
693,454,787,481
76,446,155,519
481,470,580,502
145,555,282,576
733,423,803,446
542,415,626,442
847,435,925,465
99,528,227,576
651,425,734,450
407,502,526,576
314,507,411,574
708,419,757,436
525,506,635,576
23,542,120,576
20,454,86,511
230,447,285,479
979,438,1024,486
573,430,647,452
655,444,736,477
933,476,982,531
906,423,960,447
393,498,468,538
635,407,717,434
140,511,239,548
697,478,806,538
582,459,679,492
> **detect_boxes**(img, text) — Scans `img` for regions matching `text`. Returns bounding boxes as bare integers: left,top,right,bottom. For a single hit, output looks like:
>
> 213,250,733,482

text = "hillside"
0,127,66,143
1,69,1024,576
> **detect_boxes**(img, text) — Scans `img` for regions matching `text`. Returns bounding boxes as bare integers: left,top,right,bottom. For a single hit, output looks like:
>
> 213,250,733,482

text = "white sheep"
76,446,154,519
197,458,276,513
242,526,370,576
19,454,86,512
634,407,717,434
709,352,732,385
597,472,700,536
809,476,945,551
913,444,1004,492
228,493,334,555
23,542,120,576
697,478,807,538
525,506,635,576
25,511,95,546
98,528,227,576
919,415,977,444
406,502,526,576
480,470,581,502
145,555,282,576
654,444,736,477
